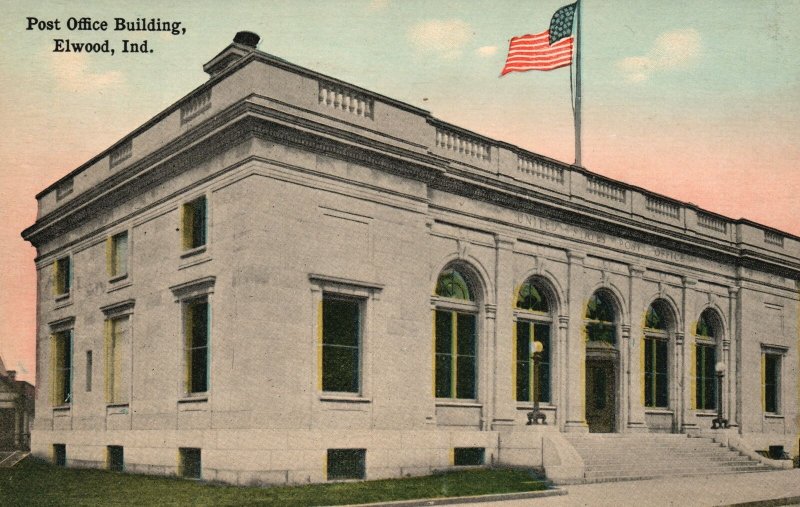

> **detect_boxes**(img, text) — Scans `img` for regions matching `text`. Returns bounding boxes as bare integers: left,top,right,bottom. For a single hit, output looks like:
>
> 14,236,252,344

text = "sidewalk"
464,469,800,507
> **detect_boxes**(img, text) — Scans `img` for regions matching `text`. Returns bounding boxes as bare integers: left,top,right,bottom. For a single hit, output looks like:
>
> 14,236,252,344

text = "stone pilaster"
627,265,647,432
483,303,497,431
564,250,588,432
680,276,698,430
491,234,516,429
726,285,739,427
557,315,569,431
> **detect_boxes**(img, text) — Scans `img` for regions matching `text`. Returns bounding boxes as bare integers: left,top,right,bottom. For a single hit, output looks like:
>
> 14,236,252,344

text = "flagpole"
574,0,582,167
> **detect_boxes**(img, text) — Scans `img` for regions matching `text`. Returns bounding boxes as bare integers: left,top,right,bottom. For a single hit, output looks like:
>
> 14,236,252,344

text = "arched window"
434,266,478,399
515,279,553,403
585,291,616,344
643,300,672,408
695,308,719,410
435,268,474,301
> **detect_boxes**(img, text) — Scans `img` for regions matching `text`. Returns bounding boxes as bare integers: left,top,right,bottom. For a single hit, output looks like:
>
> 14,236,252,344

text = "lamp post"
711,361,728,429
527,340,546,425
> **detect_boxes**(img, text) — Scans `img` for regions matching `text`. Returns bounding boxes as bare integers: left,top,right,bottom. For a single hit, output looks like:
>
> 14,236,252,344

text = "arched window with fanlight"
433,266,478,399
514,279,552,403
643,300,671,408
695,308,719,410
585,291,616,344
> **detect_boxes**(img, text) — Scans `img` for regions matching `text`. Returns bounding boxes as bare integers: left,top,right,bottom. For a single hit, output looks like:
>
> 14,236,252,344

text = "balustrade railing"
435,128,490,161
319,81,374,119
109,139,133,169
764,230,784,247
181,89,212,124
518,155,564,184
646,195,680,218
697,212,727,233
587,176,626,202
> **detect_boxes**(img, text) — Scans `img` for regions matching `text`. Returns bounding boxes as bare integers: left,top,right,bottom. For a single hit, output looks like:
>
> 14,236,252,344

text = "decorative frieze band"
435,128,490,161
518,154,564,184
587,175,626,203
318,81,374,119
645,195,680,218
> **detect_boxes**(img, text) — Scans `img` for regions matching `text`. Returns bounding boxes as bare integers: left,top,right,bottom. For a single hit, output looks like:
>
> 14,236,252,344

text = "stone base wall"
31,427,542,485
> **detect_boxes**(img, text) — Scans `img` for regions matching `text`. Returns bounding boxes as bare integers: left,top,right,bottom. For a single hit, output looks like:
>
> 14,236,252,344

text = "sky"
0,0,798,383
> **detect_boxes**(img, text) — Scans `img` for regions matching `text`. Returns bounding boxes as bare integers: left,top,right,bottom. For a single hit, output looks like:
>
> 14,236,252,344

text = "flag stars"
549,2,577,44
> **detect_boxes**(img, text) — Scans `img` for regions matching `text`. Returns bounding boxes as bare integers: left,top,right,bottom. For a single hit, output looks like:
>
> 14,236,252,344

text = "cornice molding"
22,101,800,279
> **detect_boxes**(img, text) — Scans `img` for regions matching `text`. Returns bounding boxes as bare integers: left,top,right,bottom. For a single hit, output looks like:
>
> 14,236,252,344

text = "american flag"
501,2,577,75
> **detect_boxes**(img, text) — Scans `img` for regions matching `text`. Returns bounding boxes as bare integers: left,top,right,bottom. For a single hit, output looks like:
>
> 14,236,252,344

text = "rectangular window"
85,351,92,392
106,316,130,403
515,321,551,403
764,353,780,413
53,256,71,296
107,232,128,278
321,296,361,393
435,310,476,399
454,447,485,466
179,448,201,479
52,331,72,405
695,343,716,410
107,446,124,472
182,196,207,250
327,449,366,480
644,337,668,408
53,444,66,467
184,298,209,394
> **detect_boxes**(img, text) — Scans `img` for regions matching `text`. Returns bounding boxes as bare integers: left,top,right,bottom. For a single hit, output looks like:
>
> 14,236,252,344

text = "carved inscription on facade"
515,212,695,264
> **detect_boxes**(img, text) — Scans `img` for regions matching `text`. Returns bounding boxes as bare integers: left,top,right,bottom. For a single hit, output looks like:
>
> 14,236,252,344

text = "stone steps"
581,465,774,484
564,433,775,484
586,456,758,470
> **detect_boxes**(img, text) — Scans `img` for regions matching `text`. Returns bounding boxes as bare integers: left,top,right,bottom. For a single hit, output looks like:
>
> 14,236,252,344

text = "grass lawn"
0,458,548,506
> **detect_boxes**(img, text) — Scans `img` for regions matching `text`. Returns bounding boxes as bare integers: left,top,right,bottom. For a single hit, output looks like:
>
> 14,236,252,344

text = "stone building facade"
0,356,34,450
22,34,799,484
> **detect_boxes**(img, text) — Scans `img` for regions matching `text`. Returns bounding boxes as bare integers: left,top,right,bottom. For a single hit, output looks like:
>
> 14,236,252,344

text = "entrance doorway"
586,359,616,433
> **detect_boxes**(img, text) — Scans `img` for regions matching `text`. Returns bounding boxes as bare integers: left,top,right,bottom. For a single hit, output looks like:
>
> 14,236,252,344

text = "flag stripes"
501,30,574,75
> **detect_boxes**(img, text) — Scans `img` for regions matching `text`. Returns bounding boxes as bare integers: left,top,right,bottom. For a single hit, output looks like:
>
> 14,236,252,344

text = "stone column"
680,276,698,431
726,286,739,428
627,265,648,432
564,250,588,432
491,234,516,429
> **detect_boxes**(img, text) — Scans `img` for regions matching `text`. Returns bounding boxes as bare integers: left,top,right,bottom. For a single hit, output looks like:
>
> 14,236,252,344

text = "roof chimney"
233,31,260,48
203,31,261,77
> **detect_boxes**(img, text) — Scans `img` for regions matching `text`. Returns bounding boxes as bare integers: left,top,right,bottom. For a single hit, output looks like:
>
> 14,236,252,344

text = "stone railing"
587,175,626,203
435,127,491,161
318,81,374,119
646,195,680,219
518,154,564,184
180,89,212,124
764,230,784,247
697,212,727,233
109,139,133,169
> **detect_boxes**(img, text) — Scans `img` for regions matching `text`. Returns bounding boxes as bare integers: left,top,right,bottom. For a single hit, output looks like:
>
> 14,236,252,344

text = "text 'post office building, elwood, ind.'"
22,33,800,484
